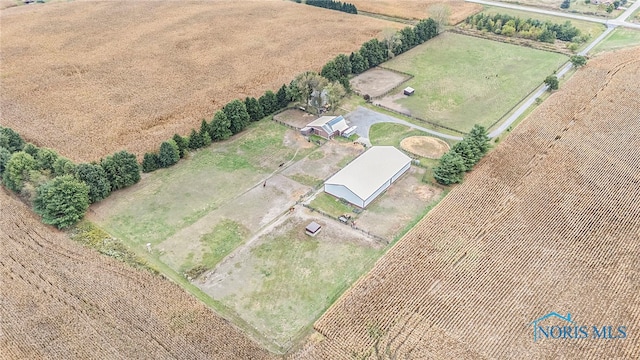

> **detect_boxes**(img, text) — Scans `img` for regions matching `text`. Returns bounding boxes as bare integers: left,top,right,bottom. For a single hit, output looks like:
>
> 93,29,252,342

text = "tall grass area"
382,32,568,133
592,28,640,54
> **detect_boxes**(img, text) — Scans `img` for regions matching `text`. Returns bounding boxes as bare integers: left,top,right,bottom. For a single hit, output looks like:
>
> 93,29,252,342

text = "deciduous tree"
544,75,559,91
34,175,89,229
2,151,37,192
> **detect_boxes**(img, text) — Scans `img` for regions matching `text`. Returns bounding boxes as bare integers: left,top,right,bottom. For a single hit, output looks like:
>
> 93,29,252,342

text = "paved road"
467,0,640,29
345,107,463,145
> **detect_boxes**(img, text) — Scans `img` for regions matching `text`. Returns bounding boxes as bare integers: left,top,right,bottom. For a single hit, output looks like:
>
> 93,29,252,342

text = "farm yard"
88,116,441,351
0,0,402,162
369,32,568,133
2,0,639,357
293,46,640,359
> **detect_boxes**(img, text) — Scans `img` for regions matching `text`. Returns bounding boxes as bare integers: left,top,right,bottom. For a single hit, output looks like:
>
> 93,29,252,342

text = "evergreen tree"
224,99,251,134
52,157,76,177
259,91,278,116
209,111,232,141
199,119,212,147
433,151,466,185
0,147,11,175
75,163,111,203
350,52,368,74
34,175,89,229
35,147,59,172
468,124,490,156
245,97,264,122
158,140,180,168
142,152,160,173
188,128,204,149
452,139,479,171
172,134,189,158
23,143,39,159
277,84,289,109
0,126,25,153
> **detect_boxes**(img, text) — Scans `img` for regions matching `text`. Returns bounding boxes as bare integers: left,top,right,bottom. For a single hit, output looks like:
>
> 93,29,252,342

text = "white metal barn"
324,146,411,208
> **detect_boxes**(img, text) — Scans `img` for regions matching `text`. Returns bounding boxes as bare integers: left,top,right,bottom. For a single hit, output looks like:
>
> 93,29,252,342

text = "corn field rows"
298,48,640,359
0,191,274,359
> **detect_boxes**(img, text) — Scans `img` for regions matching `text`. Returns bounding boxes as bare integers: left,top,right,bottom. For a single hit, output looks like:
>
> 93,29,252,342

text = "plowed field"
0,1,401,162
293,47,640,358
0,189,274,359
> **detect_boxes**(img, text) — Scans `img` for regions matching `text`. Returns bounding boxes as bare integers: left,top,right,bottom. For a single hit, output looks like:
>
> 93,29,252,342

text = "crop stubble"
293,47,640,358
0,1,401,162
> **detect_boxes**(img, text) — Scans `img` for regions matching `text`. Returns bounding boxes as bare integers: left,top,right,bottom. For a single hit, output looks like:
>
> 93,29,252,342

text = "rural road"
467,0,640,29
467,0,640,138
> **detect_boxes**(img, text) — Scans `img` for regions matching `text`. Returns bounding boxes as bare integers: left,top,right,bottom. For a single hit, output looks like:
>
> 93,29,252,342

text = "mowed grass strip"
382,32,568,132
309,193,356,218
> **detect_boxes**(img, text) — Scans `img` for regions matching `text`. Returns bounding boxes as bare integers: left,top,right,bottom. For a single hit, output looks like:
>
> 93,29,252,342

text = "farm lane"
345,106,464,144
467,0,640,30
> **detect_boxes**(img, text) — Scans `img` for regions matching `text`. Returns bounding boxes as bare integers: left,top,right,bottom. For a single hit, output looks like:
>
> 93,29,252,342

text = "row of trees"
463,13,586,44
433,125,490,185
320,18,439,92
303,0,357,14
1,126,141,228
142,86,293,173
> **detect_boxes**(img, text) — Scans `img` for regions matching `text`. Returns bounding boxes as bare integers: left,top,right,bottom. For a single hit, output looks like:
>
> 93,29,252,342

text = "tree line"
1,16,444,229
301,0,357,14
433,125,490,185
463,13,587,44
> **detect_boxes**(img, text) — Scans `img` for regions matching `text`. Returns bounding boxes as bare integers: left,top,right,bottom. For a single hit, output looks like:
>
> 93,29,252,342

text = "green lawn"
308,192,356,218
592,28,640,54
369,122,435,147
382,32,568,133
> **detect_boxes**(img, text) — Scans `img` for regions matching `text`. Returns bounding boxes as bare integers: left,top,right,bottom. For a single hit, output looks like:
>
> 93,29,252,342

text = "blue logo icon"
529,312,627,342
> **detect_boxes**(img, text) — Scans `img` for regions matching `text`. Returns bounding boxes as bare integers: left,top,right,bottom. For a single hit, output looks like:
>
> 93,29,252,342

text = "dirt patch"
355,167,441,240
372,91,412,115
273,109,318,129
350,68,410,98
401,136,450,159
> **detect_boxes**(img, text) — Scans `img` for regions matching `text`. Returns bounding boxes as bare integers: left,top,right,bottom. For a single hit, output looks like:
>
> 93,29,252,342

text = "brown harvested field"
400,135,450,159
0,189,274,359
351,0,482,24
291,47,640,358
0,1,402,162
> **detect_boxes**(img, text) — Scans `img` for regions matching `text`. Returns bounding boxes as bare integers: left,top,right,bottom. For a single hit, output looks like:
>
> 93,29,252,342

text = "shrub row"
301,0,357,14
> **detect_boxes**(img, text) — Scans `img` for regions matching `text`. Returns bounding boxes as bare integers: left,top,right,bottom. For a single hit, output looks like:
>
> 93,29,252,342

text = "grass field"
0,0,402,162
497,0,623,17
91,121,313,276
592,28,640,54
350,0,482,24
197,212,384,350
379,32,567,132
